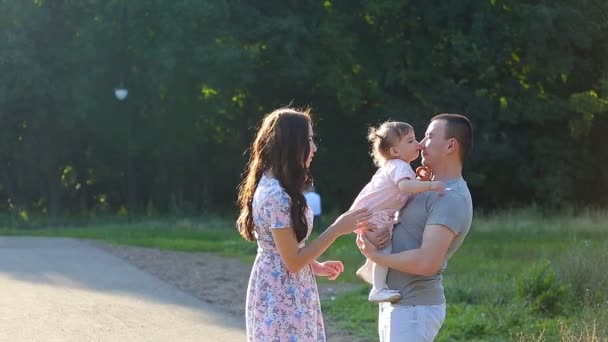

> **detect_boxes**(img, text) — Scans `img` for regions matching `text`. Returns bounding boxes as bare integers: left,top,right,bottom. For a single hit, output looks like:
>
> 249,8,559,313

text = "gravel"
89,241,370,342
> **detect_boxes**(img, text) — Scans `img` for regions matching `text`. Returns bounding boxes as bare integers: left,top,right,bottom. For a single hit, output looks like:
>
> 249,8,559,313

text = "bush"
516,260,569,316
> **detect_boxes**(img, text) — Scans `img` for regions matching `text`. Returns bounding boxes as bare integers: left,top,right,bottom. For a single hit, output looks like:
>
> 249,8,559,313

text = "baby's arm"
398,178,445,194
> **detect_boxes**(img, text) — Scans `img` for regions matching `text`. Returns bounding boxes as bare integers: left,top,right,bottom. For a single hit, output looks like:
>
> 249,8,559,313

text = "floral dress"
245,174,325,342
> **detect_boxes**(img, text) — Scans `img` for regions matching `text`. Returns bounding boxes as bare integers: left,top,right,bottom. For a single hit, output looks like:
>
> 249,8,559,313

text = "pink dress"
350,159,416,229
246,174,324,342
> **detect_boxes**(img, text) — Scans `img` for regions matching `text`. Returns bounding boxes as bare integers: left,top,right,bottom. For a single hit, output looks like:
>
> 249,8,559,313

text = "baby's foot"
368,287,401,303
355,262,373,285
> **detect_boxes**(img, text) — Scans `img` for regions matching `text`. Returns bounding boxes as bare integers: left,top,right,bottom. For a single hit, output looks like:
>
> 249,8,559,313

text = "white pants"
378,303,446,342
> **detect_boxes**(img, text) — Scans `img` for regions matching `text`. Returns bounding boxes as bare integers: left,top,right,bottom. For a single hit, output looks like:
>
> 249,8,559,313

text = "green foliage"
1,1,608,214
516,261,569,316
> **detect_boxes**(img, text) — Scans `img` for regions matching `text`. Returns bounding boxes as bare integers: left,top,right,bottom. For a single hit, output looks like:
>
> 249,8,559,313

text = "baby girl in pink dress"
351,121,445,303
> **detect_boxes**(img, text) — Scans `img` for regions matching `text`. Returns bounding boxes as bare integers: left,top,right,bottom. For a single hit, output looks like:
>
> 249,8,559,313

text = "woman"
237,107,371,341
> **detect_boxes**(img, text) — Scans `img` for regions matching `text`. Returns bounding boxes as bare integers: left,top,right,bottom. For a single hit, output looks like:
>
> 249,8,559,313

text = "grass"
323,210,608,341
0,217,258,263
1,209,607,341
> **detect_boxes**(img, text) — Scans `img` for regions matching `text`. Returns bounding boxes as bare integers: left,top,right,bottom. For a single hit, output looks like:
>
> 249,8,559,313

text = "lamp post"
115,0,128,102
114,0,133,221
115,82,132,222
114,82,131,220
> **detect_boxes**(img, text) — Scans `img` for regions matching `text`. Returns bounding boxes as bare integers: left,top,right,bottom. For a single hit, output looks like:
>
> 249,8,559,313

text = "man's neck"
431,162,462,182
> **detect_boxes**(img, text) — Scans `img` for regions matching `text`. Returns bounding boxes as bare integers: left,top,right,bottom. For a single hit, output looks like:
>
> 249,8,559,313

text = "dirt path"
90,241,370,342
0,237,245,342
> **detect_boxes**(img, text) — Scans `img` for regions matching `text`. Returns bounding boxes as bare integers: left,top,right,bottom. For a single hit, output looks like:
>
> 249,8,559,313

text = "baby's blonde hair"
368,121,413,167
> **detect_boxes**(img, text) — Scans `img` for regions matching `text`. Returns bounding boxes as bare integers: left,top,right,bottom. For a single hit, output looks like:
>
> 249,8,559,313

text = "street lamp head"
114,86,128,101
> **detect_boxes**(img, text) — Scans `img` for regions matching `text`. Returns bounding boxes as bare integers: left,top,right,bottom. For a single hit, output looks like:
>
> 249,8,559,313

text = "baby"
350,121,444,302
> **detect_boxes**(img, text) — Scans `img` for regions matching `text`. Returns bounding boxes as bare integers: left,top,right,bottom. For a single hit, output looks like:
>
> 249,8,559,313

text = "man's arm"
358,224,456,276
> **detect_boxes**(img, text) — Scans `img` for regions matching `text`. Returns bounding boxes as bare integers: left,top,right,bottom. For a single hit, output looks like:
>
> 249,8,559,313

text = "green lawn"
322,212,608,341
1,210,607,341
0,217,258,263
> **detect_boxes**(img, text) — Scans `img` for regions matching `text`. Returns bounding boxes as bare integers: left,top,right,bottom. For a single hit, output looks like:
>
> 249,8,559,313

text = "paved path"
0,237,246,341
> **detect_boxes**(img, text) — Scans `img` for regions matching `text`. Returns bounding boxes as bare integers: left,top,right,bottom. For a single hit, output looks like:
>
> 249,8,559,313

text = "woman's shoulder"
257,175,291,204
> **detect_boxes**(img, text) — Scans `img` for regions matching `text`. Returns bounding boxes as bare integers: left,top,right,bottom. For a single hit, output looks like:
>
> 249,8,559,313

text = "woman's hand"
330,208,372,236
312,261,344,280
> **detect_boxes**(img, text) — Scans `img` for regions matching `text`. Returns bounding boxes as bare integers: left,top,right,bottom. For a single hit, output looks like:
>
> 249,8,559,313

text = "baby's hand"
430,181,446,194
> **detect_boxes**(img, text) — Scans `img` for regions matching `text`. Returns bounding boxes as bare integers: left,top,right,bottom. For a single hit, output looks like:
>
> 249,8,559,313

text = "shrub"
516,260,569,316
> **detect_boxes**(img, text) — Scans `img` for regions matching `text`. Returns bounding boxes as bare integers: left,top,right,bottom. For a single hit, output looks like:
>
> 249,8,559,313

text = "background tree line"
1,0,607,218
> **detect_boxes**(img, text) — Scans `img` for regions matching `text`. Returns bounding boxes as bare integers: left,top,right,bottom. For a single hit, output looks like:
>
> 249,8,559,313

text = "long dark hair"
237,107,313,242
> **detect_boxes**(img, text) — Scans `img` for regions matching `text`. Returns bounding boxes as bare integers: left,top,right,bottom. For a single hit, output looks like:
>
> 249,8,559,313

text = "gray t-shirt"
386,177,473,306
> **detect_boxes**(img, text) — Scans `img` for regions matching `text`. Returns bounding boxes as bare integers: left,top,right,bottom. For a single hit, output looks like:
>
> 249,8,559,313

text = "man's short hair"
431,113,473,162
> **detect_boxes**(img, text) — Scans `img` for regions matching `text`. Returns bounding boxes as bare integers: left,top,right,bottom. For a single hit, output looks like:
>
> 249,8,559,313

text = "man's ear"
447,138,457,153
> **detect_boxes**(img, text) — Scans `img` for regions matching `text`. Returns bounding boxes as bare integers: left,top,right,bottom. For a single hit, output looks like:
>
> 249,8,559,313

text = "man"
357,114,474,341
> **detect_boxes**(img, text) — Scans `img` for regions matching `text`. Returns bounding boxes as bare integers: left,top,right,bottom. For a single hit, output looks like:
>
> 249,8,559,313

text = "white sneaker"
368,288,401,303
355,262,373,285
